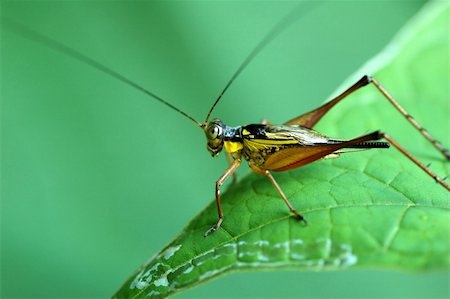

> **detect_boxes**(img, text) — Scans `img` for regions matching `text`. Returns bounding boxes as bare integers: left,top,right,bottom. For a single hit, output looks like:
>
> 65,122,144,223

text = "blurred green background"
1,1,448,298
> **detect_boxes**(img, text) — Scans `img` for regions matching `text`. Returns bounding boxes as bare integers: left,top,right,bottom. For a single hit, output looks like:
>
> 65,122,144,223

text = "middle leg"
249,164,305,222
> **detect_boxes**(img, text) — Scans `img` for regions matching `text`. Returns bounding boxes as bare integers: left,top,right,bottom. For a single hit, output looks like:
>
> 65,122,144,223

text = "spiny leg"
204,159,241,237
265,171,306,222
285,75,449,160
380,132,450,191
249,164,305,222
371,78,450,160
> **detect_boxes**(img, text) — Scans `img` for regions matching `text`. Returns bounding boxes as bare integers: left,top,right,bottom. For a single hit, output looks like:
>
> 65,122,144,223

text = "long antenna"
204,2,319,124
3,18,204,128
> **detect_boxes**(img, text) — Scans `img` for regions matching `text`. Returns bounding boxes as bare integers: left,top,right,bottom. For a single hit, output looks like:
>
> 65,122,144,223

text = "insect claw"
292,212,307,224
296,215,308,225
298,217,308,226
204,218,223,237
204,226,216,238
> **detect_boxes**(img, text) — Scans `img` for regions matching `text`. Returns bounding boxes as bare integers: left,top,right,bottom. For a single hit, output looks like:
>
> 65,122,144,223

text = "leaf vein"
381,205,411,252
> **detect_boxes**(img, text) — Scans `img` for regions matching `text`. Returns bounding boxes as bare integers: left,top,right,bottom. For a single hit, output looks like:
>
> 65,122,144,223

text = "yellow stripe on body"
242,129,251,135
224,141,244,153
248,138,298,145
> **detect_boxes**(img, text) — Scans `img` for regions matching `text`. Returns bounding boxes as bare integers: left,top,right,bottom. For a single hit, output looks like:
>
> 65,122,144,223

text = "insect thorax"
239,124,293,167
207,120,290,167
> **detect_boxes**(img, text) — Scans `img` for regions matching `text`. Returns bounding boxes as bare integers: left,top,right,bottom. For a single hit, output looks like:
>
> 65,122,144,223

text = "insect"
5,7,449,238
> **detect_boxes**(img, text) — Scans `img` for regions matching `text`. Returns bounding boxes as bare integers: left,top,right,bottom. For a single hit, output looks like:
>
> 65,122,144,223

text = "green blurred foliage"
1,1,448,298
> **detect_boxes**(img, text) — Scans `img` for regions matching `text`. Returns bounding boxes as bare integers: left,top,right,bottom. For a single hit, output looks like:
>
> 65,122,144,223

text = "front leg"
204,159,242,237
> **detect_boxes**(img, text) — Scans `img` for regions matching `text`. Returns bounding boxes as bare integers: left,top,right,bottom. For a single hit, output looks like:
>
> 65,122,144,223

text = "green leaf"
114,2,449,298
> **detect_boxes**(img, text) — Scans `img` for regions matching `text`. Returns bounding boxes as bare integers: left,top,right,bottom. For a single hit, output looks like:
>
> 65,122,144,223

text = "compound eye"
208,125,222,139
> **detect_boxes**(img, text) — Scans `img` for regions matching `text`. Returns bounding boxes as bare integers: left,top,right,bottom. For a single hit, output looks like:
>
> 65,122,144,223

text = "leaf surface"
114,2,449,298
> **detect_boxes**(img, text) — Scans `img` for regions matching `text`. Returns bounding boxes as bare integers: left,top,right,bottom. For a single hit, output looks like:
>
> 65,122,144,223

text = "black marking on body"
242,124,269,139
223,125,243,142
